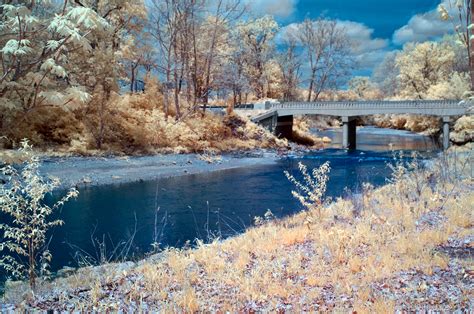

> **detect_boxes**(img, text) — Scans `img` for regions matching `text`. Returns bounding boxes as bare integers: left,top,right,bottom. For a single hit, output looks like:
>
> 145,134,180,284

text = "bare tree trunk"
470,0,474,91
307,70,315,102
233,90,237,107
163,86,169,119
173,39,181,120
130,64,136,92
28,240,36,290
164,64,171,118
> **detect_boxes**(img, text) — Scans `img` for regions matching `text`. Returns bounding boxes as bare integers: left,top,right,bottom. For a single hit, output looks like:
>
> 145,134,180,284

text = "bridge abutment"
443,116,450,150
275,115,294,139
342,116,357,150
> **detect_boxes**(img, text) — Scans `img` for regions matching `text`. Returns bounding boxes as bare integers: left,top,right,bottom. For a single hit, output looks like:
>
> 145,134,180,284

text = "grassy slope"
3,146,473,312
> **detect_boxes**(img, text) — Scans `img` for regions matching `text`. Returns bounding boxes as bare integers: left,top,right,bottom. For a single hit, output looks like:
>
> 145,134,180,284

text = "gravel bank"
38,151,281,189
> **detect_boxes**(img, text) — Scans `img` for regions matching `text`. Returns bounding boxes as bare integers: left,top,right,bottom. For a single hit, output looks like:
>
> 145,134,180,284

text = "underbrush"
0,86,288,155
3,148,472,311
292,117,331,147
368,114,442,135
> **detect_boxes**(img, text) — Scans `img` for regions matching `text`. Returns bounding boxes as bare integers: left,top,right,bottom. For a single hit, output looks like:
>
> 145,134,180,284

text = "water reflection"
314,126,439,151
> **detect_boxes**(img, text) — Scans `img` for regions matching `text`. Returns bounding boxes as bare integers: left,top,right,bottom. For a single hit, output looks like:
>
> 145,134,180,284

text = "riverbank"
35,150,282,189
2,147,472,311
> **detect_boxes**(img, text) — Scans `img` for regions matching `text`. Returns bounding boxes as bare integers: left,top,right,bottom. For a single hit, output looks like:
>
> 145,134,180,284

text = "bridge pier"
275,115,293,139
342,116,357,150
443,116,450,150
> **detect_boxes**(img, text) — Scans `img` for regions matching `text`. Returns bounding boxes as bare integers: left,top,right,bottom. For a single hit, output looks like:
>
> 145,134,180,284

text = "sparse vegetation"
0,140,78,290
2,147,472,311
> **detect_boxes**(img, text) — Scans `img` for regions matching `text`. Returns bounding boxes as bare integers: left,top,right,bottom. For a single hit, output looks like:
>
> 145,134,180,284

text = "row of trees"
364,37,471,101
142,1,355,110
0,0,357,148
0,0,471,149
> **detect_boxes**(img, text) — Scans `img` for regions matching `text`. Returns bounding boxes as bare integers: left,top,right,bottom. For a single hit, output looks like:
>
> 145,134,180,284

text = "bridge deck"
270,100,470,118
251,100,472,150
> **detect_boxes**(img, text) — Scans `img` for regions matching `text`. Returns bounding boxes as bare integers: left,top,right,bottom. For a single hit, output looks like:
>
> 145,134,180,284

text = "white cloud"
245,0,299,18
392,0,455,45
354,50,390,70
336,20,389,54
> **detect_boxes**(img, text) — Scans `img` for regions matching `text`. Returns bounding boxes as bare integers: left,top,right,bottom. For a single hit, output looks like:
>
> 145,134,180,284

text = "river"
1,127,440,283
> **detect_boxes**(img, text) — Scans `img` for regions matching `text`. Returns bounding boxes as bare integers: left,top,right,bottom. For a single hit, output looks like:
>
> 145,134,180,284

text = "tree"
74,0,146,149
395,41,456,99
277,37,301,101
0,2,104,116
348,76,372,98
198,0,244,111
297,18,353,101
372,51,400,98
0,140,78,290
438,0,474,90
121,30,156,93
235,15,279,99
218,49,250,109
0,1,146,148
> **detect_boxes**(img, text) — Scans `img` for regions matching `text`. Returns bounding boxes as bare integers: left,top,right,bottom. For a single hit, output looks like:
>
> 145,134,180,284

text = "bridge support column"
342,116,356,150
275,115,293,139
443,116,450,150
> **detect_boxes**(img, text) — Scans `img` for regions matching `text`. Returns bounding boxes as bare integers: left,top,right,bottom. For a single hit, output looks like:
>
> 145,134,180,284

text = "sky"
246,0,454,76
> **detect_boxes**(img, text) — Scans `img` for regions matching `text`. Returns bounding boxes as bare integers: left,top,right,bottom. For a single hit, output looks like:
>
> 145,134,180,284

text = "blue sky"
247,0,452,75
293,0,438,39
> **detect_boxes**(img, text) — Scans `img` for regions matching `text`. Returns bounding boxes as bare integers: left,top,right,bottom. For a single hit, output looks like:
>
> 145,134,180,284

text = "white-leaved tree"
0,140,78,290
235,15,279,99
438,0,474,91
0,2,108,114
0,1,146,148
396,41,457,99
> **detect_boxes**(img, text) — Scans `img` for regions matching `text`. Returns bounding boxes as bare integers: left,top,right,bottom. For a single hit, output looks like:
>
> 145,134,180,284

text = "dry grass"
3,150,473,311
370,114,442,135
292,117,330,147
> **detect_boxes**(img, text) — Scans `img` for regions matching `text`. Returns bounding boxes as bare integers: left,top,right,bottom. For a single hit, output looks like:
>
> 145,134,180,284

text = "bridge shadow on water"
313,126,440,151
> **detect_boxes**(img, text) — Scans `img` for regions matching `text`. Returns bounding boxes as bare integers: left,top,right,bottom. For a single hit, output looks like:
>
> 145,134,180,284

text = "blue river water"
0,127,439,284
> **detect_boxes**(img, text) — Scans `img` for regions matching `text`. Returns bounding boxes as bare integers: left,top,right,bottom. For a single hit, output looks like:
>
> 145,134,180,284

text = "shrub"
1,107,85,147
0,140,78,290
284,161,331,219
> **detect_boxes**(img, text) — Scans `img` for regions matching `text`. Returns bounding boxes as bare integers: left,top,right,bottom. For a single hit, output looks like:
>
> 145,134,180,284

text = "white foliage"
1,4,31,18
40,58,67,78
284,162,331,213
1,39,33,56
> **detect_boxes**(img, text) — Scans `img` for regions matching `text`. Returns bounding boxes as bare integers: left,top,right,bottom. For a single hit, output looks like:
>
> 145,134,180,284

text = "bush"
0,140,78,290
1,107,84,148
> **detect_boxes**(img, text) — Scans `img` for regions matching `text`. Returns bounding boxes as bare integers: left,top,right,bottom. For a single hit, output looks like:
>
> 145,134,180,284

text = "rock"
450,115,474,145
57,266,77,278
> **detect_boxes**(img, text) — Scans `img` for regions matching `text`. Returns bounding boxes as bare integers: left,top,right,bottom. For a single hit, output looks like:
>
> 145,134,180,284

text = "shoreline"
38,150,283,189
2,149,472,311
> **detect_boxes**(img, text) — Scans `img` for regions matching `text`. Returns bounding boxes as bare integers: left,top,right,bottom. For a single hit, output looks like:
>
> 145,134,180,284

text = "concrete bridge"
251,100,472,150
